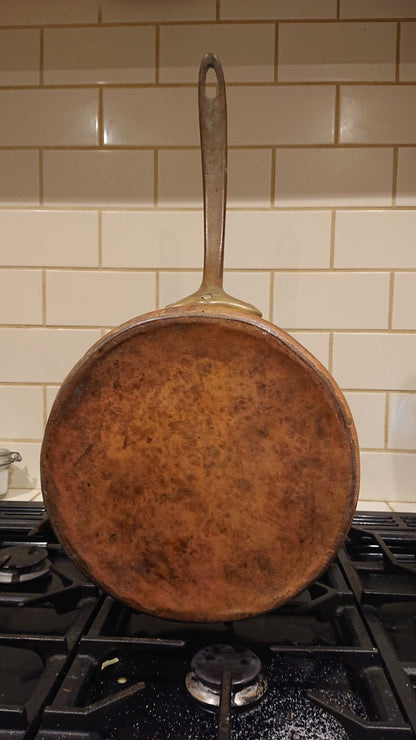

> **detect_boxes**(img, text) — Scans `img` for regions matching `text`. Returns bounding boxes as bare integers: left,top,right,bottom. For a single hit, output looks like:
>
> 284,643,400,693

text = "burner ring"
186,644,268,708
191,644,261,686
0,545,51,584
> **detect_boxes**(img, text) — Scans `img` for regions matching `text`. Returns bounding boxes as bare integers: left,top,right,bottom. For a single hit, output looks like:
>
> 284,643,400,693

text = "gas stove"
0,502,415,739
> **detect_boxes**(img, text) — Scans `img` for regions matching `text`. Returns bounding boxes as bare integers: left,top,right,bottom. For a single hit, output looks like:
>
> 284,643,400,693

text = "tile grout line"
155,270,160,309
329,210,336,269
328,332,334,373
39,28,44,87
270,147,276,206
0,144,412,151
98,87,104,146
98,210,102,268
216,0,220,21
3,81,416,91
2,325,416,334
42,268,46,325
395,22,401,82
359,447,416,454
384,392,390,449
274,22,279,83
97,1,103,23
154,149,159,206
43,385,48,429
333,84,340,144
388,270,395,329
392,146,399,206
2,380,416,396
269,271,274,322
38,150,43,205
155,24,160,84
2,19,416,30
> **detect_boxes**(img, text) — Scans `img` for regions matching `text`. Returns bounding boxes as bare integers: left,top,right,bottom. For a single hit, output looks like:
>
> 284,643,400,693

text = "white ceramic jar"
0,449,22,497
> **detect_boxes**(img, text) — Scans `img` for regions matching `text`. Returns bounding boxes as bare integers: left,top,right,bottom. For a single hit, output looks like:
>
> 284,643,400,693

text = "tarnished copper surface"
42,307,359,622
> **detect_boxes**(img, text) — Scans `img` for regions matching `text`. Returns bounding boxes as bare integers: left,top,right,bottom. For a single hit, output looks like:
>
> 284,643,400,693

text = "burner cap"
186,645,268,708
0,545,50,584
192,644,261,686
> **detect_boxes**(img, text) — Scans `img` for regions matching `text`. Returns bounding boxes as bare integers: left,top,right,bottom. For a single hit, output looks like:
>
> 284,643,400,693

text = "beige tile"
0,386,44,439
388,393,416,450
0,90,98,146
396,147,416,206
158,149,272,207
158,270,270,317
159,270,201,308
278,22,396,82
224,272,270,318
0,269,42,325
356,500,391,511
1,441,41,489
0,151,39,205
334,211,416,268
104,88,198,146
0,211,98,267
273,272,390,329
46,270,156,327
102,0,215,22
332,333,416,390
43,150,154,207
275,148,393,207
360,450,416,501
228,86,335,145
0,29,39,85
392,273,416,329
102,211,204,268
160,24,274,83
0,328,101,383
400,23,416,80
388,501,416,512
44,26,155,85
220,0,336,20
344,392,386,449
226,150,273,207
0,0,98,24
225,211,331,269
288,332,330,368
46,386,60,418
340,0,416,18
340,86,416,144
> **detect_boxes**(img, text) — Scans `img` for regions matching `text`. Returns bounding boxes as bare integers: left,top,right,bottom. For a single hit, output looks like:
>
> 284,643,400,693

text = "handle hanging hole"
205,66,218,98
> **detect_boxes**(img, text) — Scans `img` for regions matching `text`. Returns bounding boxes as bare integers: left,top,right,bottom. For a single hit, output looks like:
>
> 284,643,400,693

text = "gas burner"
186,644,268,708
0,545,51,584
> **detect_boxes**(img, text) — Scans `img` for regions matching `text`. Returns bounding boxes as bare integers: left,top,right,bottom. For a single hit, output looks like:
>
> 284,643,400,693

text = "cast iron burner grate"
0,503,414,739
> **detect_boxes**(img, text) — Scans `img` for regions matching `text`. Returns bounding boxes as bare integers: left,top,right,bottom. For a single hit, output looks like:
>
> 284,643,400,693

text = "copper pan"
41,53,359,622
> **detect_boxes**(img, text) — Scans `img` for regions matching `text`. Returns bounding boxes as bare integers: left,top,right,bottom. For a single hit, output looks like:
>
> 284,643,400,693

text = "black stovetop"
0,501,415,740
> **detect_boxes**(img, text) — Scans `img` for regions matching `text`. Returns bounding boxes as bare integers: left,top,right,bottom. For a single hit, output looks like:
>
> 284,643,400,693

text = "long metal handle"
199,52,227,290
169,53,261,316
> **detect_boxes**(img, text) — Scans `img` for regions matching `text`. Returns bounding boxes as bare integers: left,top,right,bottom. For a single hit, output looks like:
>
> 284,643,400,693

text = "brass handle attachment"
168,53,261,317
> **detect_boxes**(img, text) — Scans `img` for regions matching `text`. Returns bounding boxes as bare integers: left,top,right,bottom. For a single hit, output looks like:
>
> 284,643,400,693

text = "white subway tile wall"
0,4,415,508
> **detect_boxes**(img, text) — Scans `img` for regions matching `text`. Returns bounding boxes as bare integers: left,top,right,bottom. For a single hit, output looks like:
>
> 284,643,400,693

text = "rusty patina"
40,53,359,622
